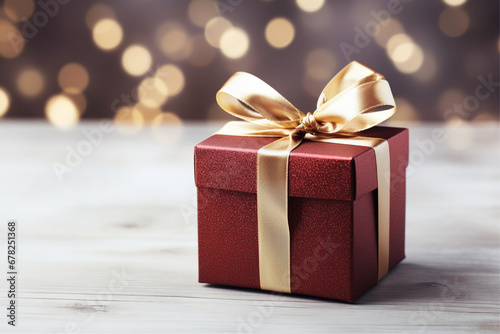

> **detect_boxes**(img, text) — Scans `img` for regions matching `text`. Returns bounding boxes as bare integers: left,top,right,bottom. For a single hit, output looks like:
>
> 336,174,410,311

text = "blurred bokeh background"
0,0,498,131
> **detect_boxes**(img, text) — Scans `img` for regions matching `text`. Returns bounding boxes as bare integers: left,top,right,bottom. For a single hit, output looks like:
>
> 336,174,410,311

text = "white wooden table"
0,121,498,333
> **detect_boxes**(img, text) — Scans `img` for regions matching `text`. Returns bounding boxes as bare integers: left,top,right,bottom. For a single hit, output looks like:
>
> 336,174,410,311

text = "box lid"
195,126,408,201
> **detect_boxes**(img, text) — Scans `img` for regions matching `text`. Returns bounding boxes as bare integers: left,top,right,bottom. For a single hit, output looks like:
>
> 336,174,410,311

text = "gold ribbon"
215,61,396,293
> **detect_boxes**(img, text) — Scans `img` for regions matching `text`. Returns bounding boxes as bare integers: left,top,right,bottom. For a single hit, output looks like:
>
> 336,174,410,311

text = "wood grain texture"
0,121,498,333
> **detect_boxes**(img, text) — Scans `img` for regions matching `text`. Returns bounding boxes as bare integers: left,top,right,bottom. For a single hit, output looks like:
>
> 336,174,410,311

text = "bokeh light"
392,42,416,63
305,48,337,81
66,93,87,115
58,63,90,94
137,77,169,108
45,94,80,130
158,24,188,54
0,1,496,124
188,0,218,28
387,34,424,74
133,104,161,124
85,3,116,29
156,22,192,61
17,68,44,97
122,45,152,76
220,27,250,59
92,19,123,51
296,0,325,13
374,19,405,48
114,106,144,135
204,17,232,48
0,19,24,58
387,34,412,58
0,87,10,117
394,51,424,74
155,64,185,96
473,112,499,122
265,17,295,49
442,0,467,7
439,7,469,38
3,0,35,22
151,112,183,144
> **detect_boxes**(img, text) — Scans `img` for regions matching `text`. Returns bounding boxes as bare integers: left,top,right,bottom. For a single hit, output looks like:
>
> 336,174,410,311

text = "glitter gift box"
195,125,408,302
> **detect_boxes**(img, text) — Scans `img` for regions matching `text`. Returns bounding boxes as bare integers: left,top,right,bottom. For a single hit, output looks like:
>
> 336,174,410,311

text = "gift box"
195,61,408,302
195,126,408,302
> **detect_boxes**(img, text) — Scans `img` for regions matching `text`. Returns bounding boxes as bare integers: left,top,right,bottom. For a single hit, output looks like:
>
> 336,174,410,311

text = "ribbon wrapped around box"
195,61,409,302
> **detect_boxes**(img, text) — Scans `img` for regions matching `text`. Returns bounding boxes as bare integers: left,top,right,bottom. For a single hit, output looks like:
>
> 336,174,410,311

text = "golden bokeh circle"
0,19,24,58
188,0,218,28
3,0,35,22
220,27,250,59
92,19,123,51
58,63,90,94
0,87,10,117
137,77,169,108
305,49,337,81
442,0,466,6
295,0,325,13
204,17,232,48
156,22,192,61
17,68,44,97
439,7,469,38
265,17,295,49
85,3,116,29
45,94,80,130
122,45,153,76
155,64,185,96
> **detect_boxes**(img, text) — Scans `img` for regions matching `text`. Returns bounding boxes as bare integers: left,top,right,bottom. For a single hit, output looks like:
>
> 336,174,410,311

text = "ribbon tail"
257,135,303,293
373,140,390,280
308,135,391,281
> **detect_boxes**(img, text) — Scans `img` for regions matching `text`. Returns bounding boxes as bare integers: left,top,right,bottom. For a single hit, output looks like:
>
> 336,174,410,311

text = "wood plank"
0,121,498,333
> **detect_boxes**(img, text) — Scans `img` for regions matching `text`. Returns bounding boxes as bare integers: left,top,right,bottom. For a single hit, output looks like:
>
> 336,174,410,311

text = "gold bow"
216,61,396,293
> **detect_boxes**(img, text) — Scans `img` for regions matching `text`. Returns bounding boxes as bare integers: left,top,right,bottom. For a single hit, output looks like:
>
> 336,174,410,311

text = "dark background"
0,0,498,126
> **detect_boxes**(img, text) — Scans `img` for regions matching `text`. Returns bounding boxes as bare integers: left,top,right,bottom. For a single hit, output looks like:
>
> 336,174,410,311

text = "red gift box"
195,125,409,302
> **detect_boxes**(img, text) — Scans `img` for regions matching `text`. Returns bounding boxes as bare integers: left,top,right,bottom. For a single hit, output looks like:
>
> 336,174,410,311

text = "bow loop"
216,72,304,128
216,61,396,137
316,61,384,108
